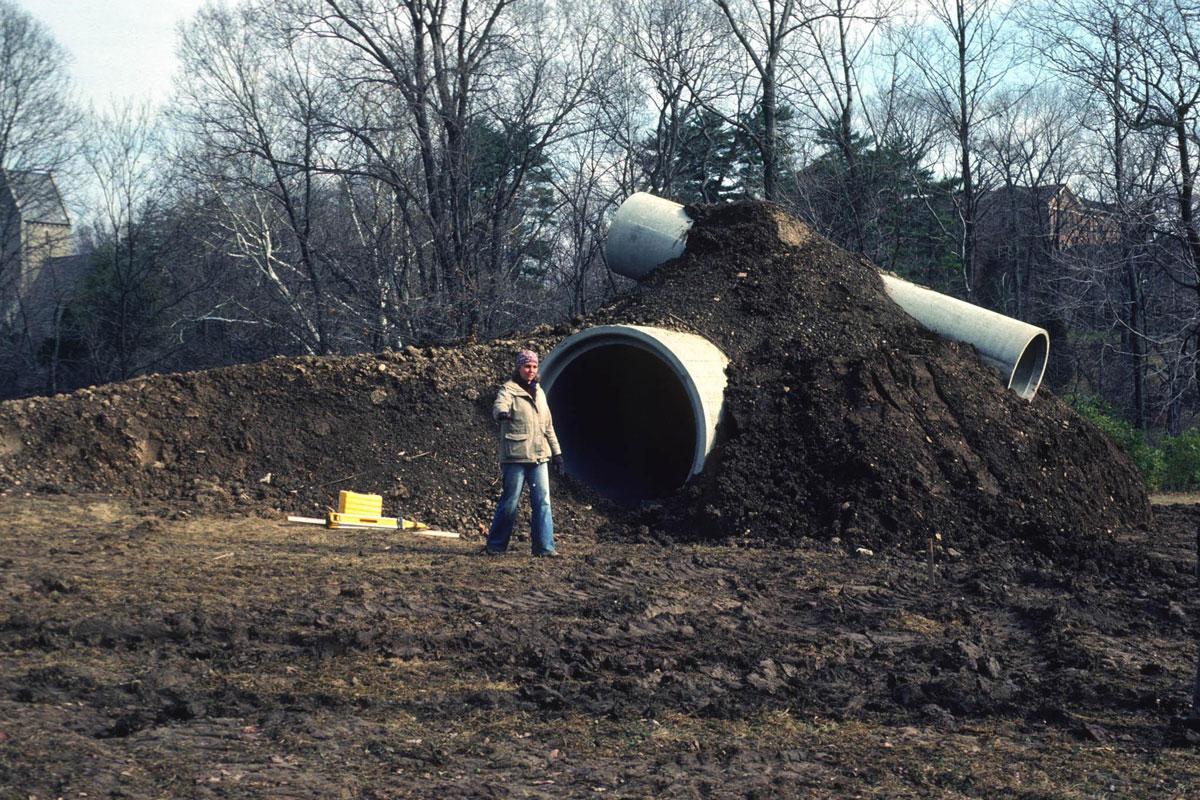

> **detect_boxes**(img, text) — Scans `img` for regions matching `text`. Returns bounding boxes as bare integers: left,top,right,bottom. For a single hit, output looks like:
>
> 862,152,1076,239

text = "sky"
19,0,208,110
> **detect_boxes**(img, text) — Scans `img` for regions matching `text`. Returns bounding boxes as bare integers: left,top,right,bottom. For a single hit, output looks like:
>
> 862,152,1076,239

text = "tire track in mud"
428,549,942,721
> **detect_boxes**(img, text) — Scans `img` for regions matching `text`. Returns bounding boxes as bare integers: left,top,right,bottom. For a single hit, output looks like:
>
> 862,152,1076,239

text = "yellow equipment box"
338,490,383,517
325,491,430,531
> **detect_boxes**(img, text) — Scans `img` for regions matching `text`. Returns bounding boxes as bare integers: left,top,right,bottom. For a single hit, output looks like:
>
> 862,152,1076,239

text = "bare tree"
1124,1,1200,300
175,3,340,355
614,0,729,199
786,0,897,250
708,0,819,200
900,0,1021,294
284,0,598,339
545,127,624,320
1027,0,1152,424
1028,0,1200,429
849,61,954,280
976,87,1083,320
70,103,173,383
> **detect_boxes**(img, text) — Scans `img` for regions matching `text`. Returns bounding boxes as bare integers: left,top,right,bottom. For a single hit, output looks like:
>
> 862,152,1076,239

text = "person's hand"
552,454,565,475
496,411,511,422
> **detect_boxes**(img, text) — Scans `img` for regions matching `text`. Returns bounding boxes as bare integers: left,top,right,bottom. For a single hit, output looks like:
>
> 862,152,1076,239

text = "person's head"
515,349,539,382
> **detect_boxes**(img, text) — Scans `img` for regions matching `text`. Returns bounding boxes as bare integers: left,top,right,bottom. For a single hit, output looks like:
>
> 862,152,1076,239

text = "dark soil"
0,200,1187,797
0,495,1196,798
0,335,609,540
591,202,1149,559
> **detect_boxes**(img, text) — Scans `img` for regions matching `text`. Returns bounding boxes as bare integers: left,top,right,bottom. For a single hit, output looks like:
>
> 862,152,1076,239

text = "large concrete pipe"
606,192,1050,400
541,324,728,502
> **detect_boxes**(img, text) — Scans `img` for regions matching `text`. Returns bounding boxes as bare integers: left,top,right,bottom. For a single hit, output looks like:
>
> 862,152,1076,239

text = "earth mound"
0,337,608,536
0,200,1150,556
592,201,1150,557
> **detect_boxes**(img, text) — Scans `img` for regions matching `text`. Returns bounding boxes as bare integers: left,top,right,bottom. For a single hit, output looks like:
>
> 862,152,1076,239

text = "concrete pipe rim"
540,324,728,502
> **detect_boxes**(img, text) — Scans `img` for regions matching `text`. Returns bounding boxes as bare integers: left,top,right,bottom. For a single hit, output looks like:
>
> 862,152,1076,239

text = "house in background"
974,183,1119,319
0,170,79,337
974,183,1127,394
0,170,92,397
979,183,1120,249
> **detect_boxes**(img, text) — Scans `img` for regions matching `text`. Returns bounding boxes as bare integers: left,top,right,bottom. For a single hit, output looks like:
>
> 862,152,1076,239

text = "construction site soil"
1,202,1197,797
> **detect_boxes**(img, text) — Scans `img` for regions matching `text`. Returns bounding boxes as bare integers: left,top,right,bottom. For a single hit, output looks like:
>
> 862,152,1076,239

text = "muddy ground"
1,493,1198,798
1,199,1196,797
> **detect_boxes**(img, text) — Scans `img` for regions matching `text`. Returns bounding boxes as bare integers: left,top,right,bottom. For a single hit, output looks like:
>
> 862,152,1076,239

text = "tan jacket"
492,378,561,463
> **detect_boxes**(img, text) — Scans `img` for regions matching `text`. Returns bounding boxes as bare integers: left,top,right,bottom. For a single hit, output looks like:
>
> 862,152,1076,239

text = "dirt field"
2,200,1197,797
2,492,1198,798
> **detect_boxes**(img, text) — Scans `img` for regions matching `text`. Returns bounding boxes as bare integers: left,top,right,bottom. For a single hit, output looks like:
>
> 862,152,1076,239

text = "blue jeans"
486,461,555,554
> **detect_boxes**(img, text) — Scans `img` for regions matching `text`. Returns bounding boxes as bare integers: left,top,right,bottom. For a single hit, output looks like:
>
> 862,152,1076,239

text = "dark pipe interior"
548,343,696,503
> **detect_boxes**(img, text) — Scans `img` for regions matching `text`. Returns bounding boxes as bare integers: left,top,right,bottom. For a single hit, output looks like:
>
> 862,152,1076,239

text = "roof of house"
1,170,70,226
980,183,1068,208
981,184,1119,218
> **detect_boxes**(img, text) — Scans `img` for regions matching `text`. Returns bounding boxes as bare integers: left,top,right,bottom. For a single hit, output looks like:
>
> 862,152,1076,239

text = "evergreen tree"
796,123,959,286
732,103,800,199
466,118,557,283
671,110,742,203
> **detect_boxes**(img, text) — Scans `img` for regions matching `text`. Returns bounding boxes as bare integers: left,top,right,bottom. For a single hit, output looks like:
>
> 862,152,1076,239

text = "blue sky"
20,0,206,109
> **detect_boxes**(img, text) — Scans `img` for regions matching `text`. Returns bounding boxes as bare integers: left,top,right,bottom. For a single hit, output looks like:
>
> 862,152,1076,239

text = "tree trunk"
1177,119,1200,293
1124,253,1146,429
762,68,778,201
956,0,975,295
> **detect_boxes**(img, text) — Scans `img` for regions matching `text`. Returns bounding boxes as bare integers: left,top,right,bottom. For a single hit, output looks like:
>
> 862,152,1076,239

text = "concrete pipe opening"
878,274,1050,401
1008,331,1049,401
541,325,728,503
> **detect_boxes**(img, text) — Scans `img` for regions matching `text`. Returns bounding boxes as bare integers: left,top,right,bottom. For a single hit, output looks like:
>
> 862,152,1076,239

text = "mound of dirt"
591,201,1150,557
0,337,609,538
0,200,1150,557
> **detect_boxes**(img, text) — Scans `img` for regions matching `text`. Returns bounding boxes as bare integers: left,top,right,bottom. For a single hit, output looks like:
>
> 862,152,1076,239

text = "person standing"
484,349,564,556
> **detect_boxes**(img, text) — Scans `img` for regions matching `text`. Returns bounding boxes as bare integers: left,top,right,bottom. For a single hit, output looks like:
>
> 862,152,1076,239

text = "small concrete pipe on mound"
878,275,1048,400
606,192,694,281
605,192,1050,400
541,324,728,502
